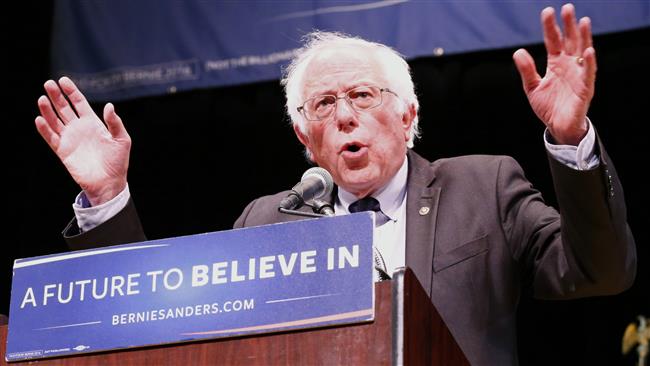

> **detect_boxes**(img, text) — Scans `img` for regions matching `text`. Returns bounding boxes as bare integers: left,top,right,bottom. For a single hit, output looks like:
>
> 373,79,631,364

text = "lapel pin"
419,206,430,215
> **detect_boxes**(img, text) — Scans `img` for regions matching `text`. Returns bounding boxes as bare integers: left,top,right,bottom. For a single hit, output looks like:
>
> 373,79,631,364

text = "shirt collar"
337,155,408,220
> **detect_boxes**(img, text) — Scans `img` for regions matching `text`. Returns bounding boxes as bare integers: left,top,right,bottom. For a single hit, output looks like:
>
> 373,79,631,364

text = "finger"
541,7,563,56
37,95,64,134
35,116,61,152
513,49,541,94
103,103,130,140
58,76,95,117
561,3,579,54
43,79,78,123
582,47,597,91
579,17,593,52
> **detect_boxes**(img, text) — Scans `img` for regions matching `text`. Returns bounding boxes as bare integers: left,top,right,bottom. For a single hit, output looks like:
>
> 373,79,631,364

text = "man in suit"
34,4,635,365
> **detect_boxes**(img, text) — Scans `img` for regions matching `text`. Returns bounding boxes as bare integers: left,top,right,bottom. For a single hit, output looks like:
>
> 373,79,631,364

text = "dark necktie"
348,197,391,281
348,196,381,214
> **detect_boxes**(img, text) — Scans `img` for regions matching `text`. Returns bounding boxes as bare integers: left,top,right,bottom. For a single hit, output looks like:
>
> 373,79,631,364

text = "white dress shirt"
335,157,408,279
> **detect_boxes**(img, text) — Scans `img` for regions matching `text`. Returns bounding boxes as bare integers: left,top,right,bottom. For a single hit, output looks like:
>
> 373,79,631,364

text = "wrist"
550,119,589,146
84,181,127,206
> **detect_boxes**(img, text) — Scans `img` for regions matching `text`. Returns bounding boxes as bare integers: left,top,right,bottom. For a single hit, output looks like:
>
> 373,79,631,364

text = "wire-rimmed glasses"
297,85,398,121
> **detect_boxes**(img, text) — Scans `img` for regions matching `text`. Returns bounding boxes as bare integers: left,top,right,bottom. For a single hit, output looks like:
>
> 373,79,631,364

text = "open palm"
514,4,596,146
36,77,131,206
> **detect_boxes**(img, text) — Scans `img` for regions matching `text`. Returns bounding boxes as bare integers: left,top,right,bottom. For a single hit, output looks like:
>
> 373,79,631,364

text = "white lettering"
301,250,317,273
75,280,91,301
259,256,276,278
163,268,183,290
57,282,74,304
111,276,125,297
43,284,56,306
147,270,163,292
248,258,256,280
92,277,108,299
278,253,298,276
327,247,335,270
338,245,359,269
192,265,209,287
230,260,245,282
127,273,140,295
212,262,228,284
20,287,37,308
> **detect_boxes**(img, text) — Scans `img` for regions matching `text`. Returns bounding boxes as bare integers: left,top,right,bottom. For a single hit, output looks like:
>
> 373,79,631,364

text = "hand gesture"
35,77,131,206
513,3,596,146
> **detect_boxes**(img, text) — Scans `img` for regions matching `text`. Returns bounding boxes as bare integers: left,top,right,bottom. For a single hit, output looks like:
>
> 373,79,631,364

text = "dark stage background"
5,3,648,365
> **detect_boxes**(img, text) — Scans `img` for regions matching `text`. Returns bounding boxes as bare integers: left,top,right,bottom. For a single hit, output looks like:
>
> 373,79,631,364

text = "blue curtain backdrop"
51,0,650,101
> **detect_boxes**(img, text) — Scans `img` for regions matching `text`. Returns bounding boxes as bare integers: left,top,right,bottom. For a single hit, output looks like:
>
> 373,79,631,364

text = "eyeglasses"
297,85,398,121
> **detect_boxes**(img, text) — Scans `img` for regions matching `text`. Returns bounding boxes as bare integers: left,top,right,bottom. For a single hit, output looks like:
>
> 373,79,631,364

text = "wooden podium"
1,268,468,365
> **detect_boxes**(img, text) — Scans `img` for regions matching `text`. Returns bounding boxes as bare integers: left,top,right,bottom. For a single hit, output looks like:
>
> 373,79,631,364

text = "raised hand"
513,3,596,146
35,77,131,206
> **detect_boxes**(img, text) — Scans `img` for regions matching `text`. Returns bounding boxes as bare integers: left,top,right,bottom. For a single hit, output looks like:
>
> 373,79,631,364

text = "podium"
1,268,467,365
3,268,469,365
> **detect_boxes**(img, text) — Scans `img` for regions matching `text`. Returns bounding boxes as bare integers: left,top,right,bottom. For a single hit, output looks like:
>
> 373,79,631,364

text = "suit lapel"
324,151,438,294
405,150,439,297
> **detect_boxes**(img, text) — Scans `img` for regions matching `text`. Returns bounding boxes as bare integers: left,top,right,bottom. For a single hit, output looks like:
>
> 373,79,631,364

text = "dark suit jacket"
64,147,636,366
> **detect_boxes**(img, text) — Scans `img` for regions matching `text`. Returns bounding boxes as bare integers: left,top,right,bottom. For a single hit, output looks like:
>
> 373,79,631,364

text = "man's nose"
334,98,358,132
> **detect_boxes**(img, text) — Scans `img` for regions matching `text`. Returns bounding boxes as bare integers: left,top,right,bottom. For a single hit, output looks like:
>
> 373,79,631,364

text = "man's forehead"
302,46,386,96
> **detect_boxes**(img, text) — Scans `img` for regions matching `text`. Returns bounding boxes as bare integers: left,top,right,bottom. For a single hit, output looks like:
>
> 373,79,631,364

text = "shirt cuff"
544,118,599,170
73,184,131,233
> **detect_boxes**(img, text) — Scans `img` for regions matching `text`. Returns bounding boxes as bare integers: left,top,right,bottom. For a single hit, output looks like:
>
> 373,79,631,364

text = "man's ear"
293,123,310,148
293,123,313,160
401,103,416,141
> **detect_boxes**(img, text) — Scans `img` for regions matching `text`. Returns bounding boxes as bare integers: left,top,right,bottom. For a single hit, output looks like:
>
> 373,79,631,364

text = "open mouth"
342,142,365,153
346,144,361,153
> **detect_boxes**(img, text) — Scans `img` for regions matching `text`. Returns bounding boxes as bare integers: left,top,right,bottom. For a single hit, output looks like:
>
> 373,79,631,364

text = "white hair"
281,31,420,152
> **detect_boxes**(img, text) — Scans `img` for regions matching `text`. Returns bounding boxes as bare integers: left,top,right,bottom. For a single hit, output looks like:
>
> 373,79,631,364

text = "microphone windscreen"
301,167,334,199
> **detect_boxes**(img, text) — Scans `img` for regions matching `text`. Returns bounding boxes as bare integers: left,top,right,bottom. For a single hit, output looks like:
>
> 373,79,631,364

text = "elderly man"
35,4,635,365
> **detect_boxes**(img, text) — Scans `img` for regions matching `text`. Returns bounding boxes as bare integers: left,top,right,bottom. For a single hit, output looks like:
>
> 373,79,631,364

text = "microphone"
279,167,334,210
311,199,335,216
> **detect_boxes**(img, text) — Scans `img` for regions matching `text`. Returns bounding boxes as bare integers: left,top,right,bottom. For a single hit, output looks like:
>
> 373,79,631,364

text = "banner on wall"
51,0,650,101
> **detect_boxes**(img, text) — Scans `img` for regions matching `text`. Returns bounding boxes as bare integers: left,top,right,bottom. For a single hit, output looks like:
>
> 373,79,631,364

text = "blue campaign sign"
5,213,374,362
